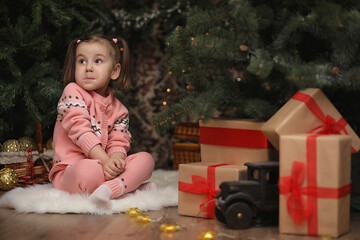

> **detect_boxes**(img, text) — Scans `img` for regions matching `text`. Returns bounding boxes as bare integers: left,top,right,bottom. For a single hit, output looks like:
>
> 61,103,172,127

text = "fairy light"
166,88,171,93
163,101,167,106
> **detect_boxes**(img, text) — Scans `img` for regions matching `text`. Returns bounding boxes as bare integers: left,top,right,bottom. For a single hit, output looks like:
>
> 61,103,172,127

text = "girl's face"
75,41,120,97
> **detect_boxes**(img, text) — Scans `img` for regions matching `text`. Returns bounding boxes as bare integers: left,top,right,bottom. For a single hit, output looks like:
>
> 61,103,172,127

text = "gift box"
262,88,360,152
279,134,351,237
199,118,277,165
178,162,247,218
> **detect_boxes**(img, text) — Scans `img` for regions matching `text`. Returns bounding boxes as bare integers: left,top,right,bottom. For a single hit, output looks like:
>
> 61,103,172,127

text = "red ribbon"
178,164,228,218
200,126,270,149
292,92,355,152
279,135,351,235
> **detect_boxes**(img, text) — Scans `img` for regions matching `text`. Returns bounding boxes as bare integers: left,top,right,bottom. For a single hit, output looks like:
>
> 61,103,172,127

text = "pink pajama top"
49,82,131,182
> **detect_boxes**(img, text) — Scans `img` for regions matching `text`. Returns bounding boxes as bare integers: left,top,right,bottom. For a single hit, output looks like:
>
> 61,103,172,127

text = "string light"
125,207,142,217
198,230,216,240
159,223,180,233
163,101,167,106
166,88,171,93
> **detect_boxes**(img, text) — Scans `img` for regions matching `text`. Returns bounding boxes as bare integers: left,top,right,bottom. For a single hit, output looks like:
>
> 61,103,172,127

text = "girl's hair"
63,34,131,93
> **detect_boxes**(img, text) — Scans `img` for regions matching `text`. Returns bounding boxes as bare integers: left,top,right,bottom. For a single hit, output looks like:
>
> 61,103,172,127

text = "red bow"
178,175,220,218
278,161,312,225
279,160,351,228
292,92,348,135
309,115,348,135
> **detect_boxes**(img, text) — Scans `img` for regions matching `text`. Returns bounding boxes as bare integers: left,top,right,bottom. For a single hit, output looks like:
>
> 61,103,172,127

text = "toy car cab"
215,161,279,229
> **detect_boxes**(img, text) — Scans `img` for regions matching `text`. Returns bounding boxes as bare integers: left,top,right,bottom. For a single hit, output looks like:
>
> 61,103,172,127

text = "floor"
0,191,360,240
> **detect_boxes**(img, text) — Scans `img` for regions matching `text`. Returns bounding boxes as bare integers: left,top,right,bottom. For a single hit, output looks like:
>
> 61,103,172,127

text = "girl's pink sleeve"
57,84,101,156
106,111,131,157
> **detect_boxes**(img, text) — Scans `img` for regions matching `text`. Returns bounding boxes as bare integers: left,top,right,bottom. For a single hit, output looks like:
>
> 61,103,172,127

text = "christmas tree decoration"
331,67,339,75
2,139,20,152
0,168,18,190
125,207,142,217
239,44,248,52
18,137,36,151
186,85,194,91
159,223,180,233
25,149,35,186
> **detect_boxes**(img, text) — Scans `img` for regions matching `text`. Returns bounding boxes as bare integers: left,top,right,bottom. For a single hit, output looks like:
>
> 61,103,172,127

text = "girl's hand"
103,158,124,180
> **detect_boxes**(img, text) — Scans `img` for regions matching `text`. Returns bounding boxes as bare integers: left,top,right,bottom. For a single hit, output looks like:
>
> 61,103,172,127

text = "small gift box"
279,134,351,237
199,118,277,165
178,162,247,218
262,88,360,152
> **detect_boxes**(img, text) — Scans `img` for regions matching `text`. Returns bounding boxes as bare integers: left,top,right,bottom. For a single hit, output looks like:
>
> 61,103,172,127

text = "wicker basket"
0,150,53,187
173,122,200,142
172,142,201,170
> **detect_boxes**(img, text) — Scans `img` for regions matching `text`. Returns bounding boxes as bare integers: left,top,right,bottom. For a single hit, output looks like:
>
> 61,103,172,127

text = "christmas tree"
152,0,360,135
0,0,106,143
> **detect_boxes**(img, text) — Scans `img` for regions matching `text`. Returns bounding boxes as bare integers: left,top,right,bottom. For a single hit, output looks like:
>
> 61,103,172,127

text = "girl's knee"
138,152,155,169
71,160,104,193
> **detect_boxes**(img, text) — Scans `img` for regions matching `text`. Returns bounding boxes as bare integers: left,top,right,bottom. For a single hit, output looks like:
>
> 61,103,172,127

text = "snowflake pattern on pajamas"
56,95,88,122
112,117,129,133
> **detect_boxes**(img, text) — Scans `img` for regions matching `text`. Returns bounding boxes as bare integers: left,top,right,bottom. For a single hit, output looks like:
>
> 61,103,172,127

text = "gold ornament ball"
0,168,18,190
2,139,20,152
18,137,35,151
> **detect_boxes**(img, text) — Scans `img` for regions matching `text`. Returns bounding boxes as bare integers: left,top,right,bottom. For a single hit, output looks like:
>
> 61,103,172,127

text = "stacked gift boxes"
178,87,360,237
262,88,360,238
178,118,277,218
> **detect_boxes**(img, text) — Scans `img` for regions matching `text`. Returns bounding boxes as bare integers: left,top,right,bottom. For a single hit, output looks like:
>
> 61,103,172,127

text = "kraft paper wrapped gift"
178,162,247,218
262,88,360,152
199,118,277,165
279,134,351,237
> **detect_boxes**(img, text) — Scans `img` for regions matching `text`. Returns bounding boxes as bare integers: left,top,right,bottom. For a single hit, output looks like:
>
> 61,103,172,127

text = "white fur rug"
0,169,178,215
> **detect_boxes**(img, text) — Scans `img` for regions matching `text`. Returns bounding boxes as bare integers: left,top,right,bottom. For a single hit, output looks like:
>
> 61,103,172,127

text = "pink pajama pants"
52,152,155,199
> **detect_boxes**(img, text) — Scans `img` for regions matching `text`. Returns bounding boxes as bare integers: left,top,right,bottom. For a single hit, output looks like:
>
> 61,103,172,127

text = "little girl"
49,34,156,208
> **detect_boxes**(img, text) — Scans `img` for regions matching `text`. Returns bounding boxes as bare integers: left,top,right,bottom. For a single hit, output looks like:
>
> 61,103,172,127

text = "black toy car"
215,161,279,229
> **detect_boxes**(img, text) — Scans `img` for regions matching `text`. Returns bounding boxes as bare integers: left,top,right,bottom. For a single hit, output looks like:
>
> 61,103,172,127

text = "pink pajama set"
49,83,154,199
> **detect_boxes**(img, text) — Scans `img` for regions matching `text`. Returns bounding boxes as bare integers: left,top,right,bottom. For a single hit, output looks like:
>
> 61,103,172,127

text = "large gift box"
178,162,247,218
279,134,351,237
262,88,360,152
199,118,276,165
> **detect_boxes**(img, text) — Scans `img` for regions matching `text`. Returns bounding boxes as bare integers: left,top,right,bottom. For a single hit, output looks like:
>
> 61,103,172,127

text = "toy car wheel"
225,202,253,229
